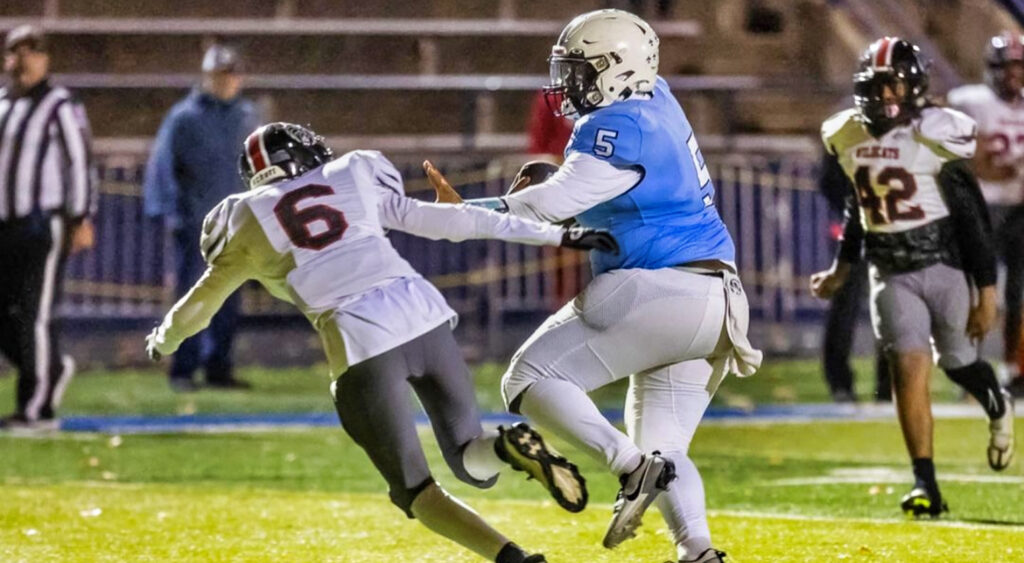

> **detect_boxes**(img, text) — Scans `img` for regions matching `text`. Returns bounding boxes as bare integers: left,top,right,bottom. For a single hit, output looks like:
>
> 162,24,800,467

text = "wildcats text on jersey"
856,146,900,159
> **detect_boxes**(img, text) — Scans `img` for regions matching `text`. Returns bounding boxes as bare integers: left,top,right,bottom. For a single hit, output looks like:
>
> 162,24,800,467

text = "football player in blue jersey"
425,10,761,563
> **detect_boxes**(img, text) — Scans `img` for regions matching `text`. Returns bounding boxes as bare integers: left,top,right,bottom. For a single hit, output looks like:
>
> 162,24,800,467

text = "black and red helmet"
238,122,333,190
853,37,930,136
985,31,1024,101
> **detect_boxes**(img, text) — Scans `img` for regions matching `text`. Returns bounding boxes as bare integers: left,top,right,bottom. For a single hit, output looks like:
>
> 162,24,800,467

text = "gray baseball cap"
5,24,47,53
202,44,241,73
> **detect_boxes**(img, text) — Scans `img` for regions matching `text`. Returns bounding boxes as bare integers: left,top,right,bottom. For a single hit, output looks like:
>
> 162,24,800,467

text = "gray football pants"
869,262,977,370
331,323,496,516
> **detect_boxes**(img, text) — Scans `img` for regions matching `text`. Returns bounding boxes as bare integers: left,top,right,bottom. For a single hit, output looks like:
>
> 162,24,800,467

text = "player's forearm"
939,160,998,287
836,196,865,264
150,265,245,355
383,195,563,245
502,152,641,223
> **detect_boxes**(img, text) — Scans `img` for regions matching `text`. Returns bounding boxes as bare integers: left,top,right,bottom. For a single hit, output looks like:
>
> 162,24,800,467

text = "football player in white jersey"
948,32,1024,396
812,38,1016,517
144,123,622,563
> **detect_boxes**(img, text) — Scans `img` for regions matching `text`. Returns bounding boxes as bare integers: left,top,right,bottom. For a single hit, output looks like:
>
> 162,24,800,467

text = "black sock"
911,457,940,498
944,361,1006,419
496,542,528,563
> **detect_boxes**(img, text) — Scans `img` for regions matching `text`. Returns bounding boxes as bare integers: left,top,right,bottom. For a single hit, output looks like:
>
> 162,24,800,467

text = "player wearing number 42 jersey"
144,122,622,563
811,38,1016,518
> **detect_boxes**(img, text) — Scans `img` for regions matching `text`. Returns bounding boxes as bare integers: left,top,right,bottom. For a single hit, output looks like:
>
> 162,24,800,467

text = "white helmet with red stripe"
853,37,930,136
985,31,1024,101
542,9,659,118
238,122,333,190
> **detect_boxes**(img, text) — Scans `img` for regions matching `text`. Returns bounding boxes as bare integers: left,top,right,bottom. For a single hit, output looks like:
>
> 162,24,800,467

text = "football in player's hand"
507,160,560,196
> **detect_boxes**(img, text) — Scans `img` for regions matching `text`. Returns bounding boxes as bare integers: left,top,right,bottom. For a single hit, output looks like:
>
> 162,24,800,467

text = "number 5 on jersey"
594,129,618,157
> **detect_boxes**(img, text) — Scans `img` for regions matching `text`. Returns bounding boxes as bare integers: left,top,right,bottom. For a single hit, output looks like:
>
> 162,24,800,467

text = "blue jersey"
567,77,735,275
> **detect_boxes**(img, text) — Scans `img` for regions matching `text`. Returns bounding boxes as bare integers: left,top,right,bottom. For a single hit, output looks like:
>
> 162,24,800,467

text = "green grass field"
2,360,1023,562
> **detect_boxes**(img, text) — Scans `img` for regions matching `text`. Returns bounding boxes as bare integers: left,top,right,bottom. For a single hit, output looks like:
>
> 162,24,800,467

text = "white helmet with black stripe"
543,9,660,118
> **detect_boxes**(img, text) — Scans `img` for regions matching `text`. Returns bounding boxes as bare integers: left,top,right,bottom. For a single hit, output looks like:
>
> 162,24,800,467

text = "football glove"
560,227,619,254
145,331,162,362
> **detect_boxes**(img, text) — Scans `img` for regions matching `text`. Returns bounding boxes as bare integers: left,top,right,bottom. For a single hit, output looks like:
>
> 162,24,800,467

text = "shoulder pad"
568,110,643,166
200,194,247,263
820,109,864,155
916,107,977,160
330,150,405,196
945,84,994,110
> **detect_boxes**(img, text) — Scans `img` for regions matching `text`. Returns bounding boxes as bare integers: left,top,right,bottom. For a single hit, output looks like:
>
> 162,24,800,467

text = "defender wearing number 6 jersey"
811,38,1016,519
145,122,620,563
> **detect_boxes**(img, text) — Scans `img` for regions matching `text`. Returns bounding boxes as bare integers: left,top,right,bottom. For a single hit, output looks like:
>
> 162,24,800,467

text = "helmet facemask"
543,49,605,118
854,70,915,135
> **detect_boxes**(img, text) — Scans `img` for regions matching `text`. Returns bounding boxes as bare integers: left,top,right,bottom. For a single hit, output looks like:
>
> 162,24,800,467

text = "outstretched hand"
423,160,464,204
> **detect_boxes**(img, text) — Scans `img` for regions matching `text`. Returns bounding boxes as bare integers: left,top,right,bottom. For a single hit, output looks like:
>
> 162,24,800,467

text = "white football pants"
501,267,751,558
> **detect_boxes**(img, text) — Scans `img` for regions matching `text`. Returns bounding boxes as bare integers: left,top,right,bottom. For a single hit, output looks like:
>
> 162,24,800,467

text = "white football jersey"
152,150,565,374
821,107,978,234
241,151,424,312
948,83,1024,205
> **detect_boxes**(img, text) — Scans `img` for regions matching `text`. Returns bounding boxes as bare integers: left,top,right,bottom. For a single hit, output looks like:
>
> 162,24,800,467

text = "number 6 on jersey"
273,184,348,250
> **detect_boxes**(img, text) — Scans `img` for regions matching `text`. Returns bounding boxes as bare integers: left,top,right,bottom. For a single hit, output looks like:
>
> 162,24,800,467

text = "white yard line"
707,509,1024,531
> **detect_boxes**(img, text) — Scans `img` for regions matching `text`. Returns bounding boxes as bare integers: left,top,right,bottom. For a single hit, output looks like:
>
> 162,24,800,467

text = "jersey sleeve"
937,160,997,287
200,194,245,264
916,107,978,161
820,109,859,156
349,149,406,196
378,190,564,246
502,152,642,223
567,112,643,167
149,224,252,357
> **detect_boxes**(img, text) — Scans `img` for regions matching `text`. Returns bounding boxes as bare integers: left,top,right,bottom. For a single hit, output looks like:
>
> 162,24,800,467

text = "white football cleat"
603,452,676,549
988,389,1015,471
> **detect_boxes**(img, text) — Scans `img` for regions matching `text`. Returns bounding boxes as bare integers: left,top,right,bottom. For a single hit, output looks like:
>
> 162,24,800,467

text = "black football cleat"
496,423,588,513
900,486,948,518
668,548,728,563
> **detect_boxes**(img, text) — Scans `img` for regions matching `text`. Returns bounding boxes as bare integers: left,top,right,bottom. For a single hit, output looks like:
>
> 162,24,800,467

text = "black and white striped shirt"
0,78,95,223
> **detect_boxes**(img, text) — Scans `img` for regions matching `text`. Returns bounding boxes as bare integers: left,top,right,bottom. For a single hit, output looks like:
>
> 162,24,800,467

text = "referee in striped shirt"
0,25,96,430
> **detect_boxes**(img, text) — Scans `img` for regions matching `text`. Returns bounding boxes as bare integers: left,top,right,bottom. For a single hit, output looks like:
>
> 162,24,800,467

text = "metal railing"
62,152,834,333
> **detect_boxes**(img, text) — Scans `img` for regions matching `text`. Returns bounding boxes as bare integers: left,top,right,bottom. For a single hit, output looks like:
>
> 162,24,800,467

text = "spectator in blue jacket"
143,44,260,392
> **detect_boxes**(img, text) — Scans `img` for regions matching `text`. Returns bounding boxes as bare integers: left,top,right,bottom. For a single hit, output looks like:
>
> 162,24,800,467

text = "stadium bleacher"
0,0,839,143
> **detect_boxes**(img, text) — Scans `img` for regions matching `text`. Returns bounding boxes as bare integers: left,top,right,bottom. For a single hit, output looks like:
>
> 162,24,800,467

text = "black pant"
999,208,1024,364
332,323,495,516
823,260,892,401
169,226,239,383
0,214,72,420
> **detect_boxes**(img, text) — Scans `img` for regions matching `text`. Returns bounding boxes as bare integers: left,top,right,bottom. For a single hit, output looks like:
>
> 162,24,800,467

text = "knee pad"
392,477,435,518
501,367,541,414
445,442,498,490
937,349,976,372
